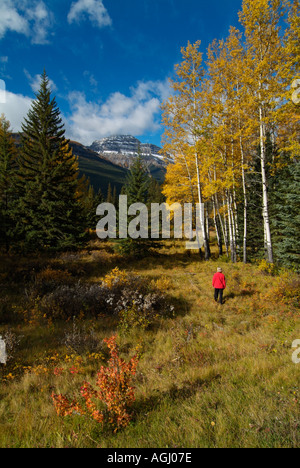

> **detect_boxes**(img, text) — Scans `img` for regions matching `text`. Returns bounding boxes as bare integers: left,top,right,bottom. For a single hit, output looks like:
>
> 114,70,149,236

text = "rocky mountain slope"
89,135,167,182
11,134,166,194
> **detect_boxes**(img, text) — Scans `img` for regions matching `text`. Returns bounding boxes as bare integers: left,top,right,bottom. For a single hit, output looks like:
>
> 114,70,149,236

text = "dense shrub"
36,268,175,325
52,335,138,431
30,267,75,297
267,271,300,309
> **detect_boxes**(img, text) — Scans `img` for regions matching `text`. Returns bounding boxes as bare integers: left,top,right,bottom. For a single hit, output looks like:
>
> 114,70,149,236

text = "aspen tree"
238,0,285,263
205,36,242,262
278,0,300,157
162,41,211,259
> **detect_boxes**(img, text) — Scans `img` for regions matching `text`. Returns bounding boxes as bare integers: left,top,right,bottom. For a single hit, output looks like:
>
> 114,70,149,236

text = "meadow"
0,239,299,448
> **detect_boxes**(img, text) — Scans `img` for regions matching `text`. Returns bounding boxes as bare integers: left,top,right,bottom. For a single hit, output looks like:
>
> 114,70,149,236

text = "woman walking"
212,267,226,305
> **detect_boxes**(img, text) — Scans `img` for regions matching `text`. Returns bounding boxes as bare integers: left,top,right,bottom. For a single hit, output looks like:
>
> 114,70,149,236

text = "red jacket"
212,272,226,290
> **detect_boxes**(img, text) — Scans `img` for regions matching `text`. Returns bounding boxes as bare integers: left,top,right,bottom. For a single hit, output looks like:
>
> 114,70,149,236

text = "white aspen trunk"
259,104,274,263
182,154,200,249
212,167,226,256
236,81,248,263
212,195,223,255
240,134,248,264
230,130,240,252
195,152,210,260
230,192,237,263
232,184,240,253
226,189,237,263
206,203,210,242
222,193,230,257
190,57,210,261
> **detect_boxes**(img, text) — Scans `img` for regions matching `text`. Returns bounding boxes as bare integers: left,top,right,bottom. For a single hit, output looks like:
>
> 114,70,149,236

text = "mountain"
69,140,129,195
89,135,167,183
11,134,166,196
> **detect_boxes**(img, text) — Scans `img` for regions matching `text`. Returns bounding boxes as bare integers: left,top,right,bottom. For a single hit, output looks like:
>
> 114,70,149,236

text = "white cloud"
24,69,57,93
25,1,54,45
67,0,112,28
83,70,98,90
0,78,171,146
0,0,28,38
0,90,32,132
0,0,54,44
66,79,171,145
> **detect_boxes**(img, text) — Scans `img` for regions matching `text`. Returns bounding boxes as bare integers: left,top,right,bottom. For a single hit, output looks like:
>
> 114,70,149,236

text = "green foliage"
271,160,300,272
124,152,150,206
81,185,104,231
115,153,152,257
0,115,18,252
15,71,87,252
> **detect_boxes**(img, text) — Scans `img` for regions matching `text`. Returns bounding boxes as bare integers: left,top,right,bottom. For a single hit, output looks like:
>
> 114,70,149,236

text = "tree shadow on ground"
132,372,222,422
225,289,257,300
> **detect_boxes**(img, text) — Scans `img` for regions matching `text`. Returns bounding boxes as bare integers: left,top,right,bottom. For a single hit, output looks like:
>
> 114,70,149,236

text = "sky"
0,0,243,147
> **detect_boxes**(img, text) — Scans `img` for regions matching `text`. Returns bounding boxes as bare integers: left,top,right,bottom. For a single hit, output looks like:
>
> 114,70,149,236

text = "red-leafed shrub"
52,335,138,431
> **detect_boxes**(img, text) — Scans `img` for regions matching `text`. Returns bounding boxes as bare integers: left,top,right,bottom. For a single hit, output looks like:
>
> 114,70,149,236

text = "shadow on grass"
226,289,257,300
132,373,222,422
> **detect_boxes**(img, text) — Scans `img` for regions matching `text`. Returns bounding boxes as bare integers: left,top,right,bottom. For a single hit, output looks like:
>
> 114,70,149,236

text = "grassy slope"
70,141,129,194
70,140,166,194
0,241,299,448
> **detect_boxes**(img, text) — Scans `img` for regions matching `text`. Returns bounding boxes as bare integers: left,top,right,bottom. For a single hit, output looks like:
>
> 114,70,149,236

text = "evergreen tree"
271,160,300,271
0,115,18,252
125,153,150,206
147,177,165,205
115,153,151,257
112,186,118,208
83,185,104,231
16,71,86,251
106,183,113,204
243,133,276,260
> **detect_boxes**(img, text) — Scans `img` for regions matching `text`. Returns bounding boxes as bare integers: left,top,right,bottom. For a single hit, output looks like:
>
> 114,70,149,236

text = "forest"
161,0,299,270
0,0,299,450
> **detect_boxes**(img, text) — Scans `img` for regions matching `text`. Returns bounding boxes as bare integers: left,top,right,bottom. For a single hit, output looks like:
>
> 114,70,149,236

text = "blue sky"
0,0,243,147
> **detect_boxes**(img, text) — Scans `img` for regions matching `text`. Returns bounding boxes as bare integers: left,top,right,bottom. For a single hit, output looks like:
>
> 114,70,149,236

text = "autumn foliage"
52,335,139,431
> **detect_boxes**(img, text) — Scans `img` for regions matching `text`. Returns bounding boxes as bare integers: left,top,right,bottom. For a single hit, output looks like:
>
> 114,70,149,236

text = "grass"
0,240,299,448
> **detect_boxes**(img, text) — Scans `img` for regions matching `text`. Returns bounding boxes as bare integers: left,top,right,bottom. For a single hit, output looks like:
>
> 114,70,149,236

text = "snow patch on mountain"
89,135,167,170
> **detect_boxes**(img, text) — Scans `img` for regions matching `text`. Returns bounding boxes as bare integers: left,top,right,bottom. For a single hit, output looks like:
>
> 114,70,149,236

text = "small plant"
62,317,102,355
118,303,154,334
1,329,22,363
151,276,174,291
267,271,300,308
102,267,129,289
52,335,139,431
257,259,278,276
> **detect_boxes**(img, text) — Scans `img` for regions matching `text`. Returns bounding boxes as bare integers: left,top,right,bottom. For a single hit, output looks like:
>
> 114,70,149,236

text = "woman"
212,267,226,305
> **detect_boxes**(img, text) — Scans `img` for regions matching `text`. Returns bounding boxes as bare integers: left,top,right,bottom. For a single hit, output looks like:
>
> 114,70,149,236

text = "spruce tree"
0,115,18,252
106,183,113,203
147,177,165,205
125,153,150,206
83,185,104,231
115,153,151,257
16,71,86,251
272,160,300,271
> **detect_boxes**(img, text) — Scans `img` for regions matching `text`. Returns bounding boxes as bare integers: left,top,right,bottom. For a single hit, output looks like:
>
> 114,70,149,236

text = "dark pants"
214,288,224,304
